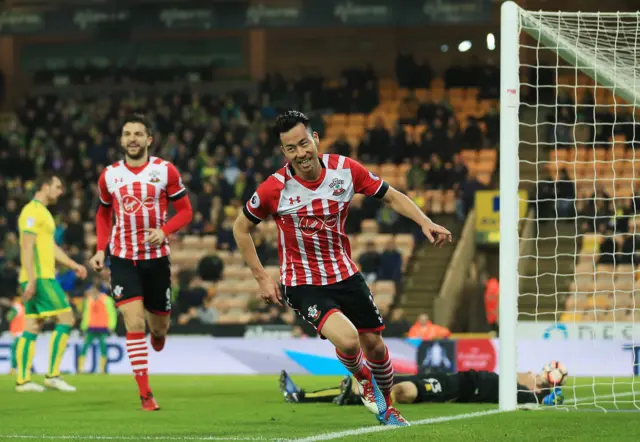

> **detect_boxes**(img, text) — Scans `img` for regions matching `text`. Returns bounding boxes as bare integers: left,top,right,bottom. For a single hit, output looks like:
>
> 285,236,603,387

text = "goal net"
499,1,640,411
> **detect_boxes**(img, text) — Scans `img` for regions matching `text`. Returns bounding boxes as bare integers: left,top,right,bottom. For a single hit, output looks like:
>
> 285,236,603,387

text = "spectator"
63,210,86,251
386,308,411,336
358,241,381,284
456,172,486,221
555,169,576,218
330,133,352,157
450,153,468,185
216,207,237,252
398,91,420,125
406,157,426,190
2,232,19,264
483,275,499,332
376,205,399,234
407,313,451,340
2,199,18,232
598,228,620,265
0,259,18,300
377,238,403,282
189,212,207,235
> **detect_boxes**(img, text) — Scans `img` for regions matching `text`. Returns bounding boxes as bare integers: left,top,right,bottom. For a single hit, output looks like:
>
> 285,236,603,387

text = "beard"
124,144,148,160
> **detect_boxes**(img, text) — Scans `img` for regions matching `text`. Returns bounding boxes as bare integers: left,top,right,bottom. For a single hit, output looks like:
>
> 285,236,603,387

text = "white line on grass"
0,437,266,441
3,393,638,442
286,409,503,442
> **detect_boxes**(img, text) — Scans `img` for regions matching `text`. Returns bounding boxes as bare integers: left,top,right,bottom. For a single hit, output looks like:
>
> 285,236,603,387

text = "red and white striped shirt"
98,156,187,260
243,154,389,287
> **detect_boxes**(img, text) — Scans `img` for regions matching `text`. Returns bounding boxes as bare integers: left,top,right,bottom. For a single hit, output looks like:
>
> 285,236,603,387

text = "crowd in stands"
0,56,500,333
538,73,640,322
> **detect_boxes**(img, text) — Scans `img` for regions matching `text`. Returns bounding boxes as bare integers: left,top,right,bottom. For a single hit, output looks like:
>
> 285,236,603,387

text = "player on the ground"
15,172,88,392
77,287,118,374
233,110,452,426
89,113,193,411
279,369,565,406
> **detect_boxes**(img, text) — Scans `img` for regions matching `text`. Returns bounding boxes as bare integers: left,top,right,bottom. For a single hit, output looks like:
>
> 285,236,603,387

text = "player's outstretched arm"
54,245,87,279
382,187,453,246
233,213,281,306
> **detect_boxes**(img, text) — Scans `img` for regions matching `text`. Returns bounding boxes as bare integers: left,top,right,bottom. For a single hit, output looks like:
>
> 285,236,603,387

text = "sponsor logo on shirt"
298,215,338,237
122,195,155,215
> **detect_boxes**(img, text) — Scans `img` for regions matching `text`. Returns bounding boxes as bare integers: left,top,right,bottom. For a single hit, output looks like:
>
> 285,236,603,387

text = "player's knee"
123,314,146,333
359,333,386,360
149,321,169,337
334,330,361,355
58,311,75,327
24,318,40,334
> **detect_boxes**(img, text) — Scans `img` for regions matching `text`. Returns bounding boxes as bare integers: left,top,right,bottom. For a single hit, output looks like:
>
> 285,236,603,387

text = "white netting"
516,8,640,410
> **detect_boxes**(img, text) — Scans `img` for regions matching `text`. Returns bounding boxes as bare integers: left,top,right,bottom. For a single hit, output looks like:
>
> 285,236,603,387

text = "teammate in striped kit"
89,113,193,411
234,111,452,426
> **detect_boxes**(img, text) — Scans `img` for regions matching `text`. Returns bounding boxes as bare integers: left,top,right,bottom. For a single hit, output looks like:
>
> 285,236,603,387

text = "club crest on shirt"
329,178,345,196
149,170,161,183
307,304,321,321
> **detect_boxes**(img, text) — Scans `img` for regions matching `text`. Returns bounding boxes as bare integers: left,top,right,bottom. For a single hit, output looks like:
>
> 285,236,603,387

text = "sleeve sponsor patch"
249,192,260,209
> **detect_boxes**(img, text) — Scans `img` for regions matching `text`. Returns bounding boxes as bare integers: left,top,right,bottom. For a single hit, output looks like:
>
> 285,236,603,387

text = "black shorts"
108,255,172,315
282,272,385,337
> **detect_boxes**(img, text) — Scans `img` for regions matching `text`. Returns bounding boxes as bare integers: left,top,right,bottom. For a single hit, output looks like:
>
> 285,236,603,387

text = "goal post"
500,0,640,412
499,0,520,412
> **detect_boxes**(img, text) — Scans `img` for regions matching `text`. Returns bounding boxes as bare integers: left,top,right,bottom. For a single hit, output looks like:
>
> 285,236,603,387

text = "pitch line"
286,409,503,442
2,393,637,442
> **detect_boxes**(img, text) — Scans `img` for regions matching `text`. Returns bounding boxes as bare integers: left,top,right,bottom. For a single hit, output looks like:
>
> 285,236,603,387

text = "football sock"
126,332,151,397
47,324,72,378
98,333,107,372
10,336,19,371
15,331,37,385
97,333,107,358
80,334,92,357
299,388,342,403
336,348,372,382
367,346,394,407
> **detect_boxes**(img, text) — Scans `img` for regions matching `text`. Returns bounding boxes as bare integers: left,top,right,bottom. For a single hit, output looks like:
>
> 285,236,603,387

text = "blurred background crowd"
0,0,517,339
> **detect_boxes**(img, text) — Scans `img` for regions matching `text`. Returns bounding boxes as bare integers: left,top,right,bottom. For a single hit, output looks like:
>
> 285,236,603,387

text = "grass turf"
1,375,640,441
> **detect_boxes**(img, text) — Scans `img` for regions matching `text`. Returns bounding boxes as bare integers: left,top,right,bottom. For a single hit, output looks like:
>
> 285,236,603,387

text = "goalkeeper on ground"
77,287,117,374
279,368,563,406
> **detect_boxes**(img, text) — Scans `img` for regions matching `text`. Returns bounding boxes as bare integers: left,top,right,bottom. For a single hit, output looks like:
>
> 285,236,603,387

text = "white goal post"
500,1,640,412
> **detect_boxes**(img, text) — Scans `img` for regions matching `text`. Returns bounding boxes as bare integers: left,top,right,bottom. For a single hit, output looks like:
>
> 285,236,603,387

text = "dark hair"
275,110,311,135
122,113,153,137
34,172,60,190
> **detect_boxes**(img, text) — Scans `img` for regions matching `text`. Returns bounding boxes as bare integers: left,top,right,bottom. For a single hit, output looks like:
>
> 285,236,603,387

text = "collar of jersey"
288,158,326,190
124,159,150,175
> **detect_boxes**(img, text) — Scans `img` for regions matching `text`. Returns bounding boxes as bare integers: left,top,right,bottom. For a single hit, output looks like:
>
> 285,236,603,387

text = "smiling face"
279,122,321,180
121,122,152,161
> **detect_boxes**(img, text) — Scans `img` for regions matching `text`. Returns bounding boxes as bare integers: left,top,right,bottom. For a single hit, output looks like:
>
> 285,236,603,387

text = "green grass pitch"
2,375,640,441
